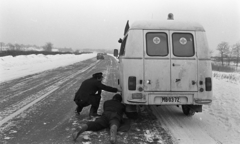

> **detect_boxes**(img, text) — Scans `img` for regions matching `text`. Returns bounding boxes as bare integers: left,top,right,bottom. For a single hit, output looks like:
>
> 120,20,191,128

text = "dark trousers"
89,95,101,116
75,100,90,113
86,113,120,131
75,95,101,115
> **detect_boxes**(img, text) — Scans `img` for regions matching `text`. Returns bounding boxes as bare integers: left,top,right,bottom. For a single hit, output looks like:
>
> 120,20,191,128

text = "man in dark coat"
72,94,126,144
74,72,121,117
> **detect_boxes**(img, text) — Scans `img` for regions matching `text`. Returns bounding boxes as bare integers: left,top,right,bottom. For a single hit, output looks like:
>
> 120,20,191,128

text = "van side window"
119,36,128,56
172,33,194,57
146,33,168,56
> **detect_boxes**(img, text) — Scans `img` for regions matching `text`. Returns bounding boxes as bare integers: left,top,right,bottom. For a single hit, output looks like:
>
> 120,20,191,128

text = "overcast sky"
0,0,239,54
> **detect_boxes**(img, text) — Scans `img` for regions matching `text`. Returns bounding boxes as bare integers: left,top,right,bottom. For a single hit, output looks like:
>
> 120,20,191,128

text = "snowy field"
0,54,240,142
207,71,240,143
0,53,97,83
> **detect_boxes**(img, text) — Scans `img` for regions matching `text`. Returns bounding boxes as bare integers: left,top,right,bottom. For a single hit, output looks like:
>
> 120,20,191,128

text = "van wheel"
182,105,195,116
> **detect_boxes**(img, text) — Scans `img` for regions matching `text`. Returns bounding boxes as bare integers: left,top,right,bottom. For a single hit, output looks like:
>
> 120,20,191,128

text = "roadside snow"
207,72,240,142
0,53,97,83
153,72,240,144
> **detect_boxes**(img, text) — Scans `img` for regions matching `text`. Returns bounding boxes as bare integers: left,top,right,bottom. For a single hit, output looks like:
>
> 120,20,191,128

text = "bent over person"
72,94,126,144
74,72,121,117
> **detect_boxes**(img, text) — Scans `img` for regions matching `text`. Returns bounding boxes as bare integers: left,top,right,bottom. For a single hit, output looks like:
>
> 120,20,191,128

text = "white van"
114,14,212,116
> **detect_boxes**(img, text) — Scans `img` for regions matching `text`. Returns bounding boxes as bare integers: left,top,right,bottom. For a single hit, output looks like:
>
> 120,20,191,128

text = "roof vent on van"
167,13,174,20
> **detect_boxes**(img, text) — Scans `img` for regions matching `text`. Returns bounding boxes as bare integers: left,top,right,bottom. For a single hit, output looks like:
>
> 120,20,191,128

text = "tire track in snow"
0,61,98,127
0,86,59,127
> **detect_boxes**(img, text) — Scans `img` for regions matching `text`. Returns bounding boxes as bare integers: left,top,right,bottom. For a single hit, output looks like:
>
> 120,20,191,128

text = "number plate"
162,97,180,103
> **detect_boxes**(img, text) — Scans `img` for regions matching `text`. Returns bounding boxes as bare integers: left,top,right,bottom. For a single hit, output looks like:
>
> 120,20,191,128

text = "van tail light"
205,77,212,91
128,76,136,90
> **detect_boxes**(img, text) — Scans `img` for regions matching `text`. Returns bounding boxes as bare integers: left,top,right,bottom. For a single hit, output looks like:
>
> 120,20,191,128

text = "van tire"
182,105,195,116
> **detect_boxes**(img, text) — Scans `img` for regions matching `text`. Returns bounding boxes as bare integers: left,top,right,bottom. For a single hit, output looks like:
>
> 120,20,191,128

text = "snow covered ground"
0,54,240,143
0,53,97,83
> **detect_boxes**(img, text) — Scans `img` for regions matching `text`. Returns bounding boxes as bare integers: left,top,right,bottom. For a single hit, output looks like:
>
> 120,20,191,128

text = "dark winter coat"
85,99,126,131
103,99,126,122
74,77,118,102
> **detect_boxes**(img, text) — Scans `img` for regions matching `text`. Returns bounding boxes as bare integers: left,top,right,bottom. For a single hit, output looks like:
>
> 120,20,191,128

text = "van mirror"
118,38,123,43
113,49,118,57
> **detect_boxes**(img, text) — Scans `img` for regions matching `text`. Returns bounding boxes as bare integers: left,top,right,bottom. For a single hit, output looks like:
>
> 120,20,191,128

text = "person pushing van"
74,72,121,117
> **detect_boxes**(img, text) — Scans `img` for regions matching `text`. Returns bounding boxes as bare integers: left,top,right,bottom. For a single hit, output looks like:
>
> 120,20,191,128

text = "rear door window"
146,33,168,56
172,33,194,57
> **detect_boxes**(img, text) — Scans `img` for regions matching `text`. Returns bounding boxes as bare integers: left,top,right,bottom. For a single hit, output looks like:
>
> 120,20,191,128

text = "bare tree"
44,42,53,52
14,43,21,51
0,42,4,51
8,43,15,50
217,42,230,66
232,41,240,68
227,46,234,66
209,50,214,57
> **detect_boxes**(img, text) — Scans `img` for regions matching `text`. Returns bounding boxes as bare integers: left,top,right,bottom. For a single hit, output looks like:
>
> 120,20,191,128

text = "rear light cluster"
205,77,212,91
128,76,136,90
128,76,143,92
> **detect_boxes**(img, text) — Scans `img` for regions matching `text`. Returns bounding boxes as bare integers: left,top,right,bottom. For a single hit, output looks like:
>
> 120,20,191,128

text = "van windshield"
146,32,168,56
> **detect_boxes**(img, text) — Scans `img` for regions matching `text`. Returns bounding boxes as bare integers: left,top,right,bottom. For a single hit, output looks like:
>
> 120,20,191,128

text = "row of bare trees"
0,42,55,52
0,42,40,51
217,41,240,67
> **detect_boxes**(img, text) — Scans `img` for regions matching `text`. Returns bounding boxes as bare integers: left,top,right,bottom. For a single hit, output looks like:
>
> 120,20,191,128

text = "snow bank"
213,71,240,84
0,53,97,83
207,72,240,142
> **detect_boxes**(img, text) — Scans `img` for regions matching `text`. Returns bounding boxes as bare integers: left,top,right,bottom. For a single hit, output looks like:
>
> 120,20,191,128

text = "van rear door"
170,32,198,91
144,30,170,91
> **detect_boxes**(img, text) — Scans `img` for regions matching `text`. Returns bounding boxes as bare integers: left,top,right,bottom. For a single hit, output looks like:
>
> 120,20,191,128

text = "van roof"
130,20,205,31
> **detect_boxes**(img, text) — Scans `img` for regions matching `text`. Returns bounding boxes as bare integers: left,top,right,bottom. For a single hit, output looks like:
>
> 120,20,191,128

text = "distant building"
27,47,44,51
58,48,73,53
1,44,9,51
52,48,59,52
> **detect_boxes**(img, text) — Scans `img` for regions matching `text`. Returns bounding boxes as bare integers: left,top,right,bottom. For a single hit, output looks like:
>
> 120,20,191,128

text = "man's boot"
110,125,118,144
89,107,95,117
75,107,80,115
72,124,88,141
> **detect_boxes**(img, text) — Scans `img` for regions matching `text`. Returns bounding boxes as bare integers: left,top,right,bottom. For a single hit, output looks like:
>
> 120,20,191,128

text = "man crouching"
72,94,126,144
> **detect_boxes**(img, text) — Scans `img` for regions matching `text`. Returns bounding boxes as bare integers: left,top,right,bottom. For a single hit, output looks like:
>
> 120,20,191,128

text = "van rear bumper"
194,99,212,104
125,92,212,105
127,99,147,103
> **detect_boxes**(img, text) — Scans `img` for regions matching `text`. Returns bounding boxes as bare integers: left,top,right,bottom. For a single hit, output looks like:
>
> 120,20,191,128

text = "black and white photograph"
0,0,239,144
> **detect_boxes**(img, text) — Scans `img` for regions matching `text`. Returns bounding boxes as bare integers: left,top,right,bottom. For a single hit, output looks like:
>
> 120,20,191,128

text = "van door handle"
176,79,181,82
192,80,196,85
172,63,180,66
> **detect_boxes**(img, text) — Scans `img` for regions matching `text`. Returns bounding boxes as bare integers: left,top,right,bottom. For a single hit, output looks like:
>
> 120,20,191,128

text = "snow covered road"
0,55,172,144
